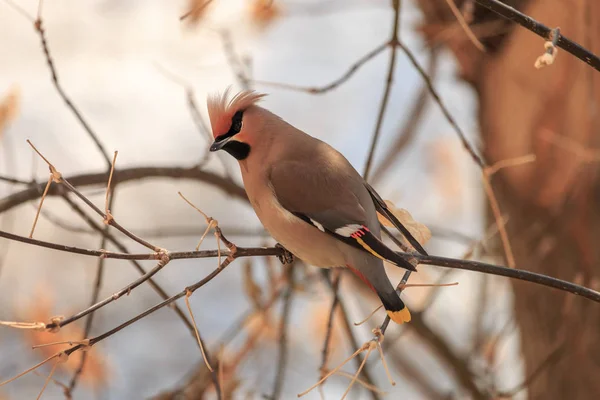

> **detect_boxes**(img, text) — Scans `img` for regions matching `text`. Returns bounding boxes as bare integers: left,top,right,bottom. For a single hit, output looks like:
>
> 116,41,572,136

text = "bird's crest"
207,87,267,138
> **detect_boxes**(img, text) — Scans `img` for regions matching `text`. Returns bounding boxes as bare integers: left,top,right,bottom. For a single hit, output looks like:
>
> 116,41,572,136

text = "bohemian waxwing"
207,89,421,324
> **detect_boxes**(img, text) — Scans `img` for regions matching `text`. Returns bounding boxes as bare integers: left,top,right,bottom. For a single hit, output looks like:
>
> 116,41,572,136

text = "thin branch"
0,229,282,260
319,271,341,378
0,0,35,22
0,174,31,185
493,343,564,397
254,42,388,94
393,39,518,270
220,30,251,90
371,48,440,184
396,39,485,168
45,256,171,331
180,0,215,21
270,264,295,399
473,0,600,71
33,17,111,167
26,141,162,251
28,174,52,238
0,165,247,214
61,178,160,252
59,194,201,343
444,0,486,51
411,253,600,303
66,191,116,394
362,0,400,181
185,290,214,372
64,255,235,357
322,271,381,400
1,227,599,304
409,312,485,399
36,357,60,400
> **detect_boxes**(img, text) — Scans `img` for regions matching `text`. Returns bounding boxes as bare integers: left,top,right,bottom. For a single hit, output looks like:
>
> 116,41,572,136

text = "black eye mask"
214,110,244,142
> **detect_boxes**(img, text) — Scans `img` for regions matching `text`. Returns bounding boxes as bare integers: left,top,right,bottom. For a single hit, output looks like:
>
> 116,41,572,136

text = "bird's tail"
346,263,411,324
379,290,411,324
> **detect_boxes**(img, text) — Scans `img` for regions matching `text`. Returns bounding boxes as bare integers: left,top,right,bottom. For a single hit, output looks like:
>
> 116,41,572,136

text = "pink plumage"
206,88,267,138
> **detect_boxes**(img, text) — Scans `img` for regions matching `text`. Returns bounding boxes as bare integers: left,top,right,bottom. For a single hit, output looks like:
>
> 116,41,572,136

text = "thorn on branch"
103,151,118,225
0,320,46,330
185,288,215,372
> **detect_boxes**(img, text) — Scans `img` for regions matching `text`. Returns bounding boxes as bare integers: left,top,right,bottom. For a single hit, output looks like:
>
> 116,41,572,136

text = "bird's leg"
275,243,294,265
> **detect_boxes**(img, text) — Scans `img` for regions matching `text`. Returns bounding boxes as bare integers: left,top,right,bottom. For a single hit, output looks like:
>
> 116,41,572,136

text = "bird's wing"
269,160,416,271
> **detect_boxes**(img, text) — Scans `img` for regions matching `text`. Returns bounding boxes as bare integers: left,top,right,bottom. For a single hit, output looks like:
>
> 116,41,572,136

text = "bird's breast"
252,195,343,268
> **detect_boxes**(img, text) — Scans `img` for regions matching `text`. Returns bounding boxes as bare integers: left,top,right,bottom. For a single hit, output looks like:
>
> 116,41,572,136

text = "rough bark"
415,1,600,398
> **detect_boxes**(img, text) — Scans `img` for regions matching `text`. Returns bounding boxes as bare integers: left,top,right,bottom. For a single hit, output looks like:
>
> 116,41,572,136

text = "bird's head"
207,88,267,161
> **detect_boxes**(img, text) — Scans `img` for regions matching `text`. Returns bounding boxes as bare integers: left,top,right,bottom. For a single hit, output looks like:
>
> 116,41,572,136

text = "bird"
207,88,421,324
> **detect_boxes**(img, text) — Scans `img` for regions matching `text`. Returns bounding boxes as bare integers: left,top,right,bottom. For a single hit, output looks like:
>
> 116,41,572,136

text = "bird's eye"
230,110,243,134
213,110,244,143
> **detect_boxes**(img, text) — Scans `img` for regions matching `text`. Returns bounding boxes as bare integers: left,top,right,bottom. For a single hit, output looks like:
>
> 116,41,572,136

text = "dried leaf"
377,200,431,246
20,285,110,389
0,86,19,138
249,0,281,29
182,0,214,25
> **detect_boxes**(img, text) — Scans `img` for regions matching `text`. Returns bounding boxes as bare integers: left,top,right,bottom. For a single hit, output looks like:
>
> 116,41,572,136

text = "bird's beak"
210,136,233,152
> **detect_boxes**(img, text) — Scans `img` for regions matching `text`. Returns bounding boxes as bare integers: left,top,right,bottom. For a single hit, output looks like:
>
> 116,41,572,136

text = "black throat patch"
222,140,251,160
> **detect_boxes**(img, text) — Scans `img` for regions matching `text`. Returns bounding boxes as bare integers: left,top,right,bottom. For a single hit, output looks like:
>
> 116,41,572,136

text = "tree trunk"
415,1,600,398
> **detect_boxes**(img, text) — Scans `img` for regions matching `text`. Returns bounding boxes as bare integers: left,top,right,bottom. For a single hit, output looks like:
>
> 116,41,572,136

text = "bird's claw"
275,243,294,265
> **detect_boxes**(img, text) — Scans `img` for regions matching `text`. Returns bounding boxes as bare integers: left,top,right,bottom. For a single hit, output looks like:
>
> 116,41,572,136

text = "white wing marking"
309,218,325,232
335,224,362,237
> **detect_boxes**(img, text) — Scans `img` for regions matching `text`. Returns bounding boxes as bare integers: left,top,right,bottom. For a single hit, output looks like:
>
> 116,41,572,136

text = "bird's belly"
255,199,343,268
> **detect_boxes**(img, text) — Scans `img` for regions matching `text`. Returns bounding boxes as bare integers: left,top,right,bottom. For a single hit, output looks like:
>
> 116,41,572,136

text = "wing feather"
270,160,416,270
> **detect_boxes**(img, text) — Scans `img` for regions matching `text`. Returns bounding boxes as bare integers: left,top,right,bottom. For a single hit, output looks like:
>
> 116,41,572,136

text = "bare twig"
220,30,251,90
255,42,388,95
0,229,282,260
408,312,485,399
59,194,201,341
396,40,484,168
0,174,31,185
1,227,599,304
371,48,440,183
33,16,111,167
444,0,486,51
66,190,116,394
0,165,247,214
322,271,381,400
362,0,401,181
493,343,564,397
185,289,214,372
28,174,52,238
36,356,61,400
298,344,369,398
473,0,600,71
319,271,341,377
0,0,34,22
45,256,171,331
63,255,236,357
180,0,215,21
270,264,295,399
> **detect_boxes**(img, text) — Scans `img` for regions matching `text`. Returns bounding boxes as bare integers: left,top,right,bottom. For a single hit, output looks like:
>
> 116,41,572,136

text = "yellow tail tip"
387,307,411,324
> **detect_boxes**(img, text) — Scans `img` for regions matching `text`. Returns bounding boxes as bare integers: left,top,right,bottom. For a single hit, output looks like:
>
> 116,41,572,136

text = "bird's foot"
275,243,294,265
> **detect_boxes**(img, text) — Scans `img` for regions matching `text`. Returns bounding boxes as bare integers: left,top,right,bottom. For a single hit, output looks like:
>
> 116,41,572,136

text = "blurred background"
0,0,598,399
